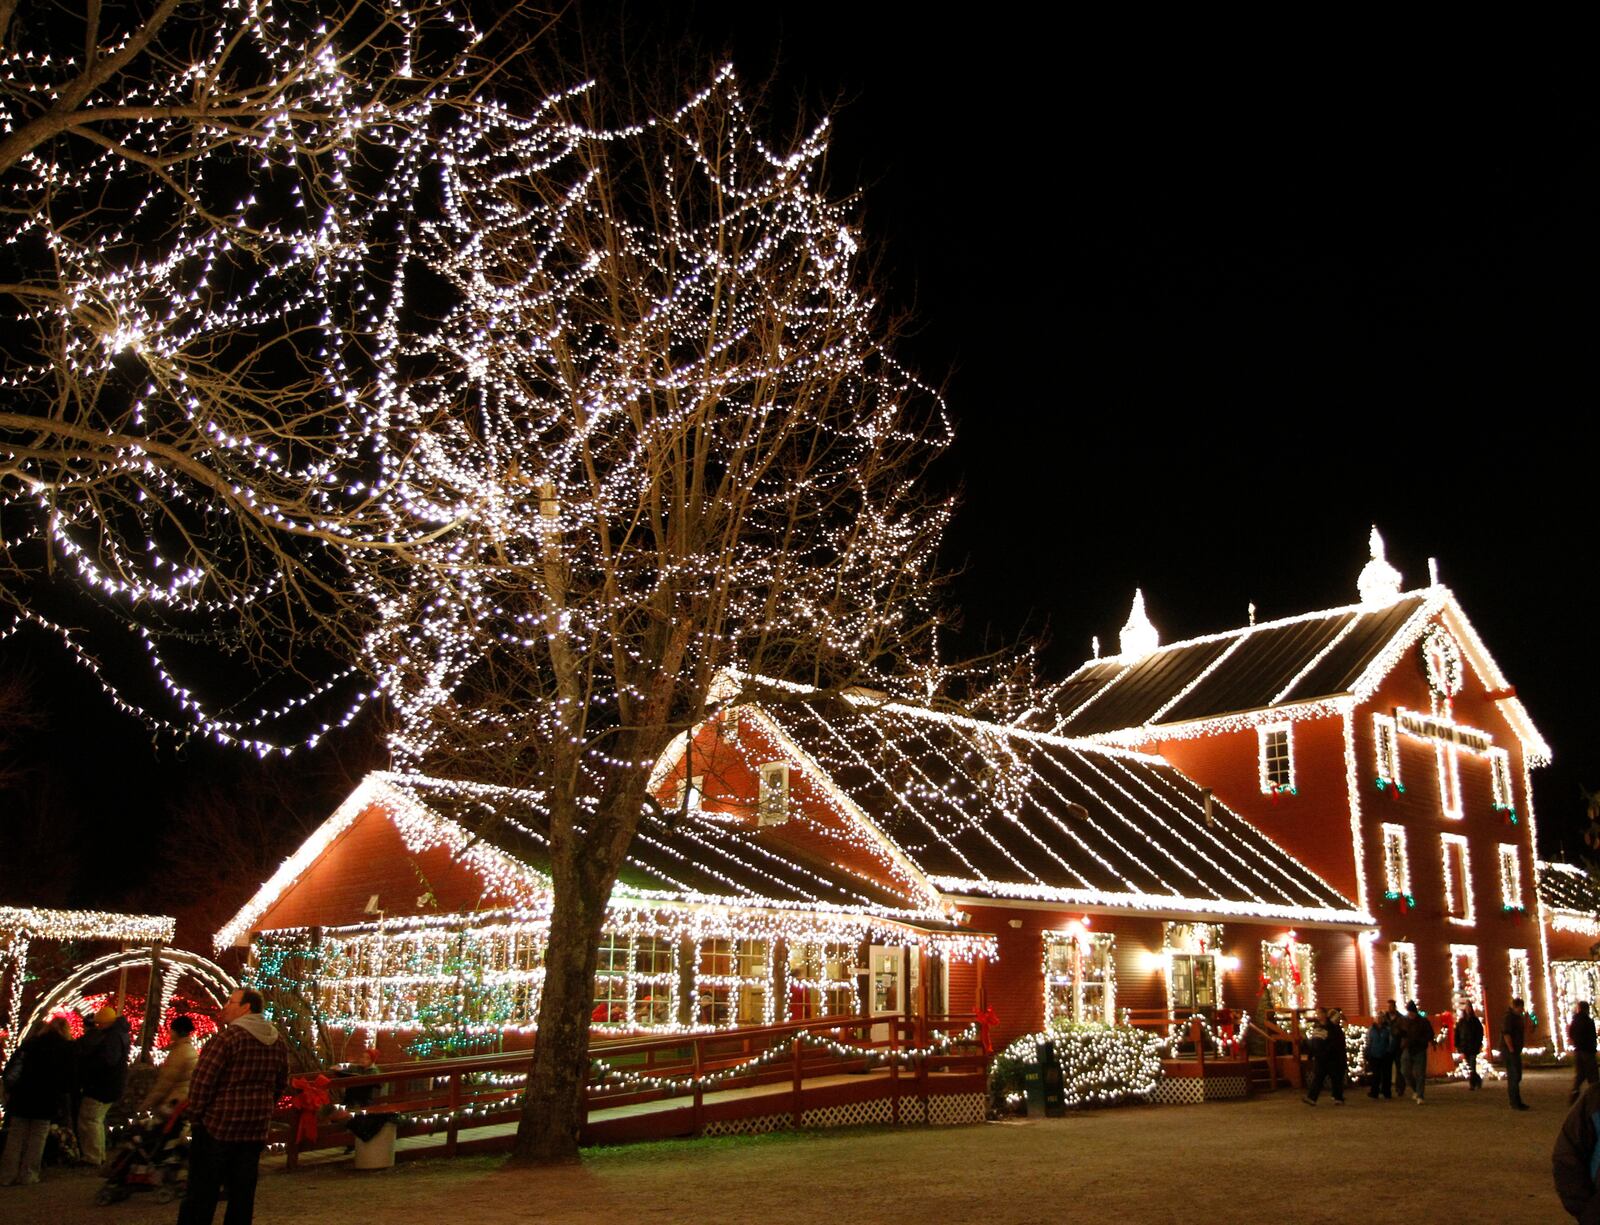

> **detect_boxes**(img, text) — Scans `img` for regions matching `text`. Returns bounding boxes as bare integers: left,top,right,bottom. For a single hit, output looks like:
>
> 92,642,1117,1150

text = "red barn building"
216,531,1563,1070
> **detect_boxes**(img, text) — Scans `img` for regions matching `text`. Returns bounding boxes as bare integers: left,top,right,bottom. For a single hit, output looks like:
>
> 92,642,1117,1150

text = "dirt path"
4,1068,1577,1223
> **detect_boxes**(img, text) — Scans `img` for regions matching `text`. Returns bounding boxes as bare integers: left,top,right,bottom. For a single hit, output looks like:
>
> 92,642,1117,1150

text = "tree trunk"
509,862,612,1164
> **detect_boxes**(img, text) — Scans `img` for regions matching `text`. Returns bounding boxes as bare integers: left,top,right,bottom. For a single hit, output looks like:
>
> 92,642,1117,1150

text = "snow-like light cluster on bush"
990,1023,1163,1110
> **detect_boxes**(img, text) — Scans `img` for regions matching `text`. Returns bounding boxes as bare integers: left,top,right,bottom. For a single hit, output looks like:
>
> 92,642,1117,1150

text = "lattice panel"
1152,1076,1205,1105
703,1113,789,1138
926,1092,986,1126
800,1097,894,1129
1202,1075,1248,1101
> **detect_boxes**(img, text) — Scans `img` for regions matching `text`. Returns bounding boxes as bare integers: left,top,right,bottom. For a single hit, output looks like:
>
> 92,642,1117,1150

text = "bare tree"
0,0,548,740
1,2,998,1167
364,67,967,1162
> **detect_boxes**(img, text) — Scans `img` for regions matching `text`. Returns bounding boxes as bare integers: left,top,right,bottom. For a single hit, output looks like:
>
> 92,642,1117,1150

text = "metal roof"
1538,861,1600,914
758,697,1368,924
1051,594,1429,737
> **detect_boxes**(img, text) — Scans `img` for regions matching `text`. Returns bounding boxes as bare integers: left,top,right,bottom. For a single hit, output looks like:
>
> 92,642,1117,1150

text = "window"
1258,725,1293,793
1044,932,1117,1025
672,774,705,814
1391,943,1418,1005
786,941,858,1019
1436,744,1463,819
1381,824,1411,898
592,933,680,1028
697,938,771,1027
1508,949,1532,1011
1499,844,1524,910
1489,750,1515,811
1374,715,1401,788
1261,937,1316,1010
1450,944,1484,1013
1442,834,1474,924
758,762,790,825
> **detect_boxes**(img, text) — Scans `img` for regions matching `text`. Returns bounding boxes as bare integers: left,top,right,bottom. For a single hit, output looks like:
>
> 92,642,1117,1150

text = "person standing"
1304,1007,1347,1104
1386,999,1409,1098
1456,1002,1485,1090
178,988,290,1225
141,1014,199,1116
76,1004,132,1167
1365,1009,1395,1099
0,1016,74,1186
1503,997,1531,1111
1570,1002,1598,1105
1301,1006,1329,1105
1403,1001,1433,1103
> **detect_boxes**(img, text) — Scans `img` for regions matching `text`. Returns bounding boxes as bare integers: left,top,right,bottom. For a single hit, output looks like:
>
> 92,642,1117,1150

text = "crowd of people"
0,987,287,1224
1298,995,1539,1108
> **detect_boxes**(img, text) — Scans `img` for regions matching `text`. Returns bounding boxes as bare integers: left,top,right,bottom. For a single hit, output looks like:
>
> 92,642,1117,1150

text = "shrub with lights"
988,1022,1163,1115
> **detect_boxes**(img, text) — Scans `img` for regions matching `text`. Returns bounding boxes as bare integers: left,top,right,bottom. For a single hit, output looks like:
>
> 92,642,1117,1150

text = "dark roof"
1049,593,1429,738
379,774,928,917
758,698,1367,923
1539,861,1600,913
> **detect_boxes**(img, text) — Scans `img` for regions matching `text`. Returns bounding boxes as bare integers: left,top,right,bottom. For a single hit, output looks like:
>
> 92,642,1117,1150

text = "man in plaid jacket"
178,987,290,1225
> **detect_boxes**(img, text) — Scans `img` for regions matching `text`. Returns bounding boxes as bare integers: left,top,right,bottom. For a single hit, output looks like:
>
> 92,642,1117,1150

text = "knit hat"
94,1005,119,1026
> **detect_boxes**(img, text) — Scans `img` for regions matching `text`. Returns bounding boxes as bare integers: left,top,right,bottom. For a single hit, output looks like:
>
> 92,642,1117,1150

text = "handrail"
280,1010,988,1169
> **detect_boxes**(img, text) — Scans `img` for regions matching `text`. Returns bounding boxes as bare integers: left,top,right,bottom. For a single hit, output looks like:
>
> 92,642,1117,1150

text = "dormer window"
1259,725,1294,794
758,762,790,825
672,774,704,814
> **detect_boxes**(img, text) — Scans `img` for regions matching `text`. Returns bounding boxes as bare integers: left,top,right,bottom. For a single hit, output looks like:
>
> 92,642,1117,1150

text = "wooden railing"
278,1011,988,1169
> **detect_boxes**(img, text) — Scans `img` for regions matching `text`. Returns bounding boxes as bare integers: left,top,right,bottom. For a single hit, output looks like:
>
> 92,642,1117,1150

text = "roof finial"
1248,601,1257,627
1119,589,1160,659
1357,526,1403,606
1091,634,1101,660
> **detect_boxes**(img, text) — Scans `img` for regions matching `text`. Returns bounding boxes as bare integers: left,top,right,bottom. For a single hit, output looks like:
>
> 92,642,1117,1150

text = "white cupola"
1119,589,1160,659
1357,526,1404,606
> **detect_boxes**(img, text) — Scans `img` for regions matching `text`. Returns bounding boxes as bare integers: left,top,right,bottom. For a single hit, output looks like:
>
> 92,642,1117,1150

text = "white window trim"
1508,948,1532,1012
1498,844,1524,910
1258,724,1295,794
1450,943,1484,1013
1043,930,1116,1026
1373,714,1402,789
1380,823,1411,897
1441,834,1474,926
758,762,791,825
1435,743,1463,819
1391,942,1418,1005
1489,749,1515,811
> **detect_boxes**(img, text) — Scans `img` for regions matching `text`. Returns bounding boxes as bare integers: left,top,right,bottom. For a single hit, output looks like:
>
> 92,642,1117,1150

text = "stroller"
95,1102,190,1206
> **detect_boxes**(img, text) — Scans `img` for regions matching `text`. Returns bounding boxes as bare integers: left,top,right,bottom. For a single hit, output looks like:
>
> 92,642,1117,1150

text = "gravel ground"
2,1068,1578,1224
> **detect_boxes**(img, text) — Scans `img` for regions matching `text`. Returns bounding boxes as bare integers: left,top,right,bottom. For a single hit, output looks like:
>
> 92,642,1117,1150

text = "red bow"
289,1074,331,1145
975,1006,999,1055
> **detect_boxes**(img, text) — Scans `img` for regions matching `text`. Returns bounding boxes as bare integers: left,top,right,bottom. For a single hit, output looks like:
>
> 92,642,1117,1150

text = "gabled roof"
1039,587,1551,761
753,695,1371,926
214,770,945,950
1538,861,1600,914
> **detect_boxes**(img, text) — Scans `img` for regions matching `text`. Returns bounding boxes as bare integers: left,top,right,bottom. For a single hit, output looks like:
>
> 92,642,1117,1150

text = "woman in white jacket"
141,1015,198,1115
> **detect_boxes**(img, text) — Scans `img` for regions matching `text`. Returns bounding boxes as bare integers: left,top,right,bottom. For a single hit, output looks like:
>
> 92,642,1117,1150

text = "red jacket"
187,1014,289,1142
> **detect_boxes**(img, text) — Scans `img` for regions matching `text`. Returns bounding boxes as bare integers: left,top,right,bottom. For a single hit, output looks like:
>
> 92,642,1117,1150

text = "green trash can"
1023,1040,1066,1117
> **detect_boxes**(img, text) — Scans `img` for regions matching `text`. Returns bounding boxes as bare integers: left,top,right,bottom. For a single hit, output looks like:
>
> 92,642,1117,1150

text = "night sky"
3,7,1596,926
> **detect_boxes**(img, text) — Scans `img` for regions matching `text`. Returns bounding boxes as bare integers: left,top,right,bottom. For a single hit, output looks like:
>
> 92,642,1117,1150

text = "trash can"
1023,1040,1066,1117
350,1113,398,1169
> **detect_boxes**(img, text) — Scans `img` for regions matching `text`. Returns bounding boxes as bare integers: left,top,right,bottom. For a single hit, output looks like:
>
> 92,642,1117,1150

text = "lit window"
1489,750,1515,811
1259,726,1293,793
697,938,770,1027
1442,835,1474,925
1499,844,1524,909
1450,944,1483,1013
786,941,858,1020
1374,716,1401,788
1436,744,1463,819
1044,932,1116,1025
1508,949,1532,1010
758,762,790,824
1261,937,1316,1010
1391,943,1418,1004
1381,825,1411,898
